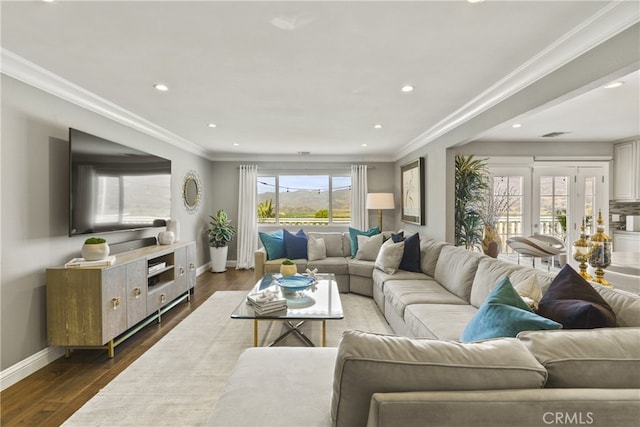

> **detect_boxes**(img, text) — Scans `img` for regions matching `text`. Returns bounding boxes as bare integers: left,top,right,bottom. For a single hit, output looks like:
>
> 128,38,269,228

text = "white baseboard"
0,346,65,391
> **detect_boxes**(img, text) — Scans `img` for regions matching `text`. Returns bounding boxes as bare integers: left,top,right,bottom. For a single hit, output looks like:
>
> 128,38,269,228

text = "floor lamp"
366,193,395,231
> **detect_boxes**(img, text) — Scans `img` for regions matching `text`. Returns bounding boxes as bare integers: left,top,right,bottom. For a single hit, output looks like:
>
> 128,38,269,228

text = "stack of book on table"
246,289,287,315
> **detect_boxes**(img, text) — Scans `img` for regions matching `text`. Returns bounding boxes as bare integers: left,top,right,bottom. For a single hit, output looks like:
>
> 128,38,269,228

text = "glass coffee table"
231,273,343,347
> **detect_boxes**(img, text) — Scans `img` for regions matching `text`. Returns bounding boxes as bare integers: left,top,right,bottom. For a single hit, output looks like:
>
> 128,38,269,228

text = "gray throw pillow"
374,239,404,274
307,235,326,261
355,233,384,261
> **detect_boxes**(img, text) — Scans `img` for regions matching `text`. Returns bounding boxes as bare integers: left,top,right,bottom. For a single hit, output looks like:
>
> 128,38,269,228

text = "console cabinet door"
187,242,196,290
174,246,188,295
101,266,127,343
126,259,147,327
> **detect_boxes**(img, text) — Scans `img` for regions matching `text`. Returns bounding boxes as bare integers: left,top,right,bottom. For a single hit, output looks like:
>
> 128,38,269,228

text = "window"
257,174,351,225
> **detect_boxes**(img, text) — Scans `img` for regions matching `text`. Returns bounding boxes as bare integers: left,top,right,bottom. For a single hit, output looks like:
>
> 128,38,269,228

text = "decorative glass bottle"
588,210,612,287
572,218,592,280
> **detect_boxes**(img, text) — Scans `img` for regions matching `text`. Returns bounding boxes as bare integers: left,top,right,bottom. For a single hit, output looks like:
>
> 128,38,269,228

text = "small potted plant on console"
81,237,110,261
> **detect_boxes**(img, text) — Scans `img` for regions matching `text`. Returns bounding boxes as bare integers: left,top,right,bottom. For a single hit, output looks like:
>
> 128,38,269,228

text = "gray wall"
1,75,213,370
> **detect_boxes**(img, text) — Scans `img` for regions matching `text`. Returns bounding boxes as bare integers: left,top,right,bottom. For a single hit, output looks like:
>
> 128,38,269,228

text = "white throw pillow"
307,235,327,261
355,233,384,261
513,275,542,310
374,239,405,274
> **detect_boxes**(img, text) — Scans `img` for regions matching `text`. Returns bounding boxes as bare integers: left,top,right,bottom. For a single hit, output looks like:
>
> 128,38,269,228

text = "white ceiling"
1,1,639,161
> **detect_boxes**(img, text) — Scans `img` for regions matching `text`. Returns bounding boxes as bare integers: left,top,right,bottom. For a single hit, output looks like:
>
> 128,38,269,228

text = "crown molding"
0,48,210,159
394,1,640,161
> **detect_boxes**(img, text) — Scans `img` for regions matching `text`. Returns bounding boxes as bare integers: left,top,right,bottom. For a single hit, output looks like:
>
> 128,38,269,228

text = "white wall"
0,75,213,373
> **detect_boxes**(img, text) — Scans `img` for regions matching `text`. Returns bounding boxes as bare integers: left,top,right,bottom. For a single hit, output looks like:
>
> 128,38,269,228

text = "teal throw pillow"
258,229,285,260
460,277,562,342
283,229,308,260
348,226,380,258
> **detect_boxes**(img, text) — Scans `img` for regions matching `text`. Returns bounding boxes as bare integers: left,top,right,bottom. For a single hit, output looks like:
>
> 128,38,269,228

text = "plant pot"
280,264,297,276
209,246,228,273
81,243,110,261
481,225,501,258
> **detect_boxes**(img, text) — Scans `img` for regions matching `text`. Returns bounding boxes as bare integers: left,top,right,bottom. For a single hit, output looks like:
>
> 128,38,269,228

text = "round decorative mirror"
182,170,202,214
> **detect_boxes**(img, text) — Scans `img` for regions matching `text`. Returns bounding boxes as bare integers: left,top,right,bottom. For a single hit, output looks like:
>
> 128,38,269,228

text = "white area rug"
63,291,392,426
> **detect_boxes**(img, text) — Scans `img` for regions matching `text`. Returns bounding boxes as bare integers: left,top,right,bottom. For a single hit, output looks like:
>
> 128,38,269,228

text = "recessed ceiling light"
361,144,368,147
232,143,239,146
154,83,169,91
604,81,624,89
512,123,522,128
401,85,414,93
373,124,383,129
208,123,217,128
467,0,485,3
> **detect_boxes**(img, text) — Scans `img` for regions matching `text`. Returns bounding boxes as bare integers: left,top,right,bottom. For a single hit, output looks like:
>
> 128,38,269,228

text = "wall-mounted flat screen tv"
69,128,171,236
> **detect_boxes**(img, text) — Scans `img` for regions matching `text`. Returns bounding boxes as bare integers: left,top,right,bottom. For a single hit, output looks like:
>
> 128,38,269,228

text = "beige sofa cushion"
518,328,640,388
469,257,522,308
594,285,640,327
308,232,346,257
419,238,449,277
331,330,547,427
433,246,482,302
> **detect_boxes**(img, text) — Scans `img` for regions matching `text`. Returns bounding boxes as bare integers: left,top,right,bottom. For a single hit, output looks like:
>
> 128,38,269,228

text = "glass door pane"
536,174,569,242
491,175,524,254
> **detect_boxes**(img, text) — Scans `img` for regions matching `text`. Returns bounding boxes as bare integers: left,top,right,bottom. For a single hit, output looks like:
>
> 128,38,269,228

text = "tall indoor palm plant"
454,154,489,250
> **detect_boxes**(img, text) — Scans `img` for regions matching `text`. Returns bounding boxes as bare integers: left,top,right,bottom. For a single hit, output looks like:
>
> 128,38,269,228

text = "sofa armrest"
255,247,267,282
367,389,640,427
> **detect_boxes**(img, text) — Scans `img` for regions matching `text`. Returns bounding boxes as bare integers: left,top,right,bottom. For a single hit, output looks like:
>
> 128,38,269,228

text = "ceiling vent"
541,131,570,138
297,151,311,155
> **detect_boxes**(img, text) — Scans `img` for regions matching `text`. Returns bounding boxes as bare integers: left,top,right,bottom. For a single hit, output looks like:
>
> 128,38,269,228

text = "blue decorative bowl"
274,275,315,292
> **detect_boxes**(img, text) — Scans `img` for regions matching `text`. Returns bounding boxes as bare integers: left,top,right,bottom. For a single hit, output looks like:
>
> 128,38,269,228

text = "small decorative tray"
274,275,316,291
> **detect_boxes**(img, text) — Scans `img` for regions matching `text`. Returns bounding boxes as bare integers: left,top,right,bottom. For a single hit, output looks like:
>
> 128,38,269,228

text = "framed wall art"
401,157,425,225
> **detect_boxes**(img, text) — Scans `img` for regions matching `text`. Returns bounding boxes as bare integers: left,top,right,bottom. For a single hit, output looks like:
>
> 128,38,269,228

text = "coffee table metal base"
254,319,326,347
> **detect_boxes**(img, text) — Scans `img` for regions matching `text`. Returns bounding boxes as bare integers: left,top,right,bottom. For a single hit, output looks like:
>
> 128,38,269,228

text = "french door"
532,165,609,260
489,163,609,261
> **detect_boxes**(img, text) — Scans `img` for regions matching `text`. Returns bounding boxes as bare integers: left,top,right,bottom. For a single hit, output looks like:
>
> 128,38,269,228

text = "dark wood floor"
0,269,256,427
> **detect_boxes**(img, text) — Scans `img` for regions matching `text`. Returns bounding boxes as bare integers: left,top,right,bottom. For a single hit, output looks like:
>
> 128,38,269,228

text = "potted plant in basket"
208,209,236,273
81,237,110,261
280,258,297,276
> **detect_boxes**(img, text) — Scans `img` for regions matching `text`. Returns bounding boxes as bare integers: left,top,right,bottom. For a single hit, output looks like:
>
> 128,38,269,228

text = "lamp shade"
366,193,395,210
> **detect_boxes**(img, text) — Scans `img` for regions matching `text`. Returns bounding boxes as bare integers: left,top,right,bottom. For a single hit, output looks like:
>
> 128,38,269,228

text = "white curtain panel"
236,165,258,269
350,164,368,229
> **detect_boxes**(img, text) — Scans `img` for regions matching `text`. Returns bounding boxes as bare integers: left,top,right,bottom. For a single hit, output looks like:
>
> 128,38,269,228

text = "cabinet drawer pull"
112,297,121,310
133,287,142,298
179,267,185,276
160,293,167,304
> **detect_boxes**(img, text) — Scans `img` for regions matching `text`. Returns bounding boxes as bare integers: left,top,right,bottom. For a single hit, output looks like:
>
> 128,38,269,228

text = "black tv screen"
69,128,171,236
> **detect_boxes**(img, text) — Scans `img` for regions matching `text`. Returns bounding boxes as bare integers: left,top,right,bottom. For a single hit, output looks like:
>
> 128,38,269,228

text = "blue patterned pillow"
460,277,562,342
348,226,380,258
283,229,308,260
258,229,285,260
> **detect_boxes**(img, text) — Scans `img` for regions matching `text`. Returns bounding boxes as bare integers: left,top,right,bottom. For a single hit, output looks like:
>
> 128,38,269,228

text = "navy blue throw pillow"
537,264,616,329
399,232,421,272
283,229,308,260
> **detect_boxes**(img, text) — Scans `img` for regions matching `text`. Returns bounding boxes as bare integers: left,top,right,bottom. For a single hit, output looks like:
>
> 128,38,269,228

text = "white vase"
209,246,228,273
81,243,110,261
158,231,175,245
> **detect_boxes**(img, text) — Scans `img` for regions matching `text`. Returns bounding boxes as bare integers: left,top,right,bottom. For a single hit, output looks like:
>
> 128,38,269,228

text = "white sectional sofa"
212,231,640,426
